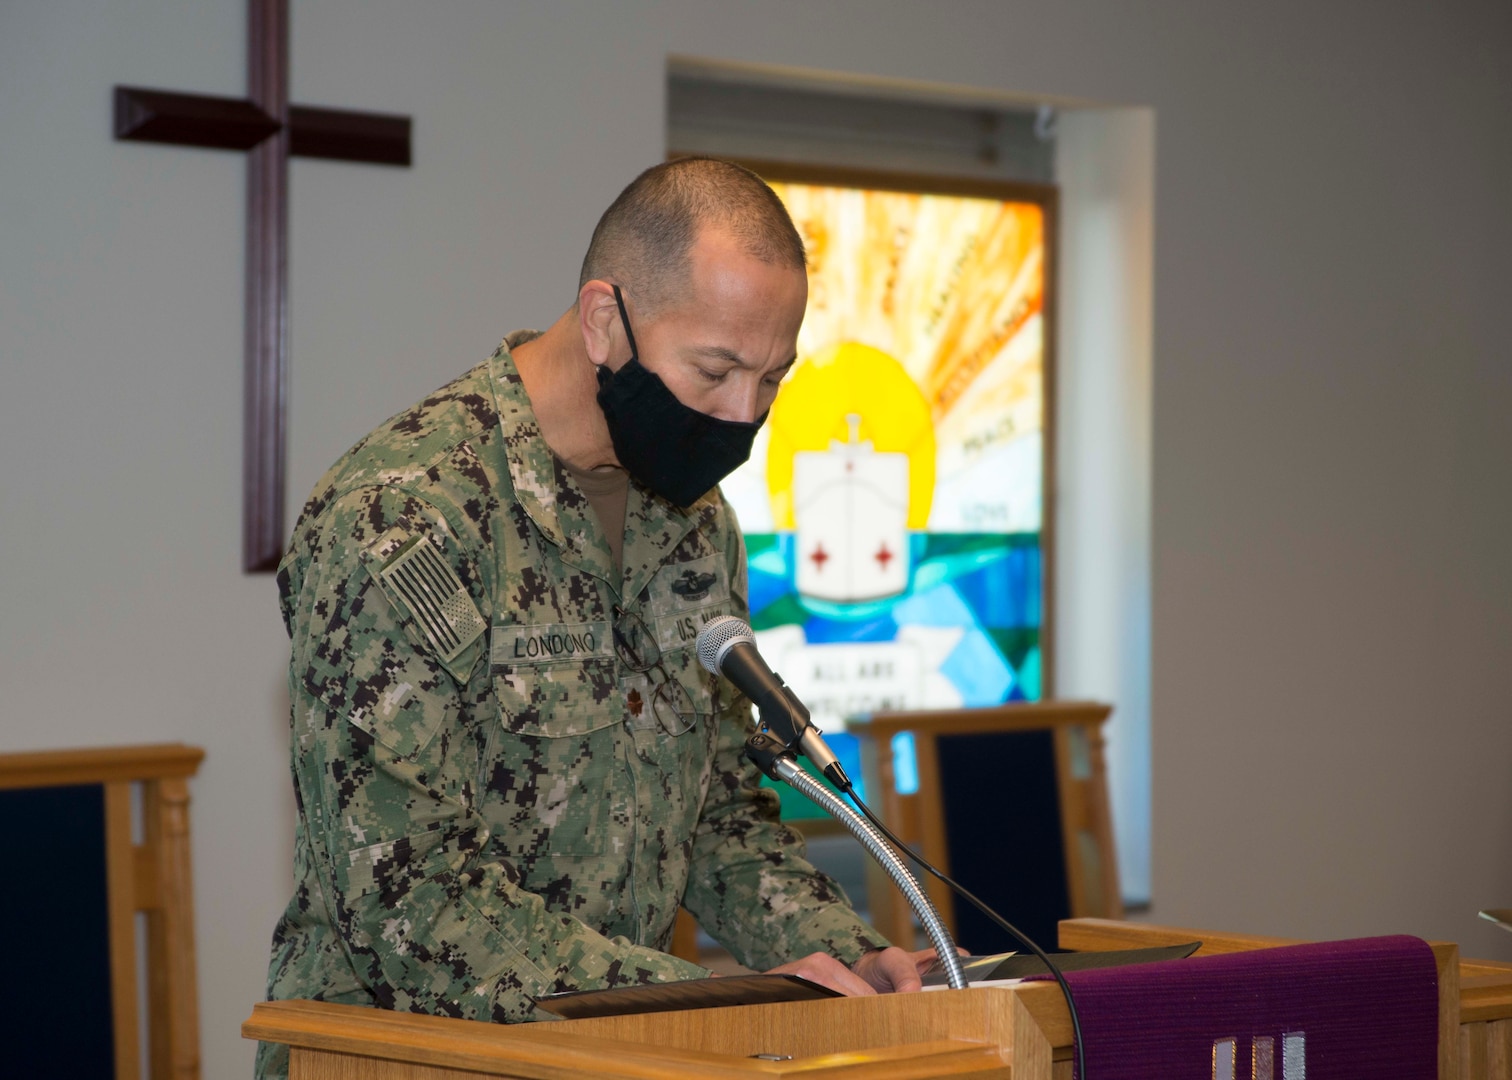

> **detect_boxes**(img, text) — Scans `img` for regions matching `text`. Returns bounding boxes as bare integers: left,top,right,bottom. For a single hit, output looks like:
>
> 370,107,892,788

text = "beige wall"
2,0,1509,1074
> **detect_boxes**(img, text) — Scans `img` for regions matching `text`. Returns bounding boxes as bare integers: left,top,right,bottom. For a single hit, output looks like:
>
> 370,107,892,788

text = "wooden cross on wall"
114,0,412,572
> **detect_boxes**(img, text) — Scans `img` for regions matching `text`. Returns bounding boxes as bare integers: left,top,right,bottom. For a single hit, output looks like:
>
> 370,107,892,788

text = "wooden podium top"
244,990,1048,1078
245,920,1512,1080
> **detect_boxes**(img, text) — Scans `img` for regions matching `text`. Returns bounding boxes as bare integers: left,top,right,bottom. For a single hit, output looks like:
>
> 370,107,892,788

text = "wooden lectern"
245,919,1512,1080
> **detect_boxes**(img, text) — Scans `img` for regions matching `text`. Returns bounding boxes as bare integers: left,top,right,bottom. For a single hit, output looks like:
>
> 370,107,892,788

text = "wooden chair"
670,700,1121,962
845,700,1122,952
0,744,204,1080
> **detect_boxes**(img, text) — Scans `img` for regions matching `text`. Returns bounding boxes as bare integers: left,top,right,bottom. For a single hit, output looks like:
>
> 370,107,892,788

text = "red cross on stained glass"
809,543,830,572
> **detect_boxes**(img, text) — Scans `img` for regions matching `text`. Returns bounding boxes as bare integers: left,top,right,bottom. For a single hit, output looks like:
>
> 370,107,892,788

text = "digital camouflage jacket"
257,334,883,1078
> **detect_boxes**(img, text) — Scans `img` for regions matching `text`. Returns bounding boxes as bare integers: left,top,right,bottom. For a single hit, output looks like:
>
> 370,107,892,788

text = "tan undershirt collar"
558,457,630,573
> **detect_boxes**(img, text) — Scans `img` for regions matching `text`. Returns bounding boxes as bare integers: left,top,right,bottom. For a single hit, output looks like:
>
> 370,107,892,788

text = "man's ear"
577,280,622,368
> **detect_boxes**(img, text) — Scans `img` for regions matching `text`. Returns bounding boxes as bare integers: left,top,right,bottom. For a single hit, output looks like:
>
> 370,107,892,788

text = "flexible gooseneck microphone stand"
698,615,1088,1077
697,618,968,991
741,732,968,991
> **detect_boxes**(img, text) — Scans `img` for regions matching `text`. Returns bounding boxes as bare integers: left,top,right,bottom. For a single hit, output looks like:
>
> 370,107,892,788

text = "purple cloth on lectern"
1026,935,1438,1079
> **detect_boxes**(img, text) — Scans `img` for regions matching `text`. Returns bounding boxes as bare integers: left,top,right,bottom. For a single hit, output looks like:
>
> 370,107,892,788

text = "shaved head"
579,157,806,317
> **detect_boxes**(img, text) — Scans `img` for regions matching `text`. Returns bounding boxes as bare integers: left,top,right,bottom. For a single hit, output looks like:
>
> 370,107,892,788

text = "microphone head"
696,615,755,675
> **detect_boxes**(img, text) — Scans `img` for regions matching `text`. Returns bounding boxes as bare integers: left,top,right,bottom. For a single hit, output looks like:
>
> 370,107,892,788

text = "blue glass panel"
951,544,1042,629
799,613,899,644
891,731,920,795
747,560,791,616
890,582,975,629
941,629,1015,704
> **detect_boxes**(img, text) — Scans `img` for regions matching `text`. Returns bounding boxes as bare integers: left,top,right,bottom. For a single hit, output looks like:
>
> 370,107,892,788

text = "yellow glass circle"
767,341,936,530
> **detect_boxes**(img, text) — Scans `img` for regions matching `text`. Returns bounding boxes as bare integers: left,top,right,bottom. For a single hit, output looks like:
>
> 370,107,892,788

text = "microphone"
696,616,852,791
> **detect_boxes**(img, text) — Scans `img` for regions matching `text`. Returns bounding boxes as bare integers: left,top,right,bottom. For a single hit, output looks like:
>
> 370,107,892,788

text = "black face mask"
595,286,766,508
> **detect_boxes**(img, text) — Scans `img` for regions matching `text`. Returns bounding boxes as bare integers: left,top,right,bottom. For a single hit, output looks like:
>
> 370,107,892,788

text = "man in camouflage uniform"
258,159,933,1078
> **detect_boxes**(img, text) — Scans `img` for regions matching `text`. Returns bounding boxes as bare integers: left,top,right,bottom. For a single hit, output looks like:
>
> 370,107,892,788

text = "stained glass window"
719,169,1054,814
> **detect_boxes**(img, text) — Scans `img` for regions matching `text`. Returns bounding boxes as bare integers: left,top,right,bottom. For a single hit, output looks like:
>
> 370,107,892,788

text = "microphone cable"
835,779,1087,1080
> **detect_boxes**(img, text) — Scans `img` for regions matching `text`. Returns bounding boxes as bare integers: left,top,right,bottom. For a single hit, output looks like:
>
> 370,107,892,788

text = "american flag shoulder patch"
370,531,486,664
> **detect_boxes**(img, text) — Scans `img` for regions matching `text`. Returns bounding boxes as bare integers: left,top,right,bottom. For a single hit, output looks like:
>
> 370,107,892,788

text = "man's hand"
763,952,878,996
763,946,947,997
850,946,945,994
